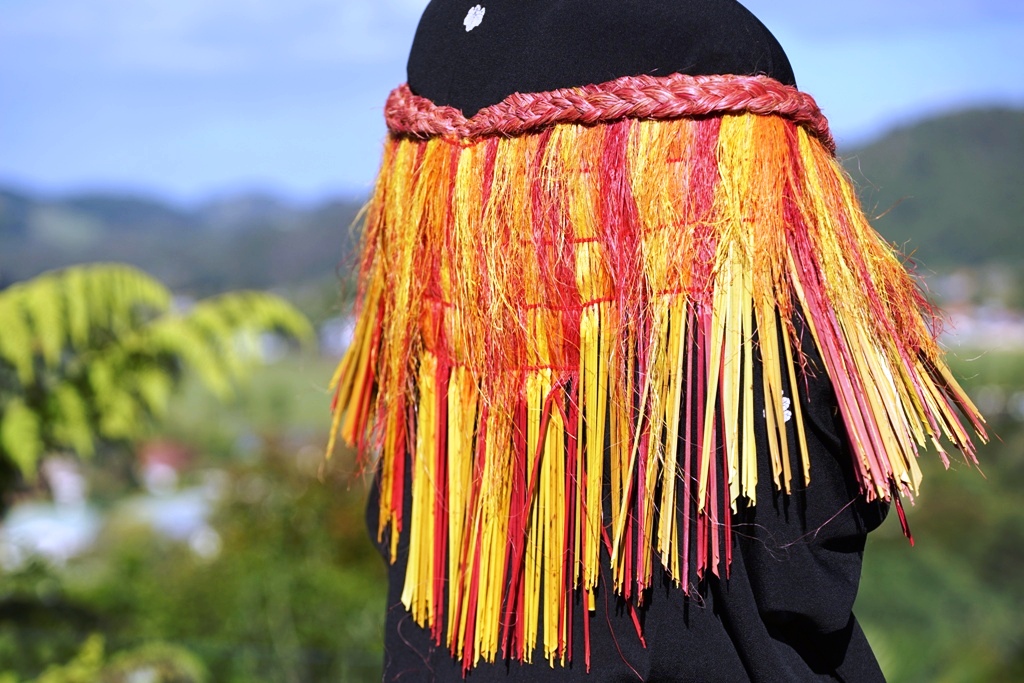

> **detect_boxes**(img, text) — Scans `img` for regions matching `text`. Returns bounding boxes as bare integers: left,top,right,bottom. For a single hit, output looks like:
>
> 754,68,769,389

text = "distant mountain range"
2,106,1021,295
0,189,362,295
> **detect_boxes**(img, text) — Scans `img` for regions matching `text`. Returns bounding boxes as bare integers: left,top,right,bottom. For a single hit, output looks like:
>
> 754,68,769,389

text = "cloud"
0,0,429,74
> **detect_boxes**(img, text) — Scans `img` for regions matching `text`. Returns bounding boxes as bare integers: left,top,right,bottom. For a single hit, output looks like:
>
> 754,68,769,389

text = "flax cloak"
327,73,986,670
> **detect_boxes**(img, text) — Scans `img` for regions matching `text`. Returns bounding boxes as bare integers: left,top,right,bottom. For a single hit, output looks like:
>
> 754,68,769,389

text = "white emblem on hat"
464,5,485,32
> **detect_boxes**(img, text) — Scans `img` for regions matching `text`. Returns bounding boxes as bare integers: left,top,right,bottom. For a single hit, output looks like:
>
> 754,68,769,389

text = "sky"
2,0,1023,203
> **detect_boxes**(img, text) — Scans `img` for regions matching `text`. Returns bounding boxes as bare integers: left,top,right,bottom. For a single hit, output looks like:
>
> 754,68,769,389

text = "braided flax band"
385,72,836,154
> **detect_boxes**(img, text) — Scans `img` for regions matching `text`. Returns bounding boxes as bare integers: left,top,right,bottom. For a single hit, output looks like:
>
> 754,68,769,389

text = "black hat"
408,0,795,116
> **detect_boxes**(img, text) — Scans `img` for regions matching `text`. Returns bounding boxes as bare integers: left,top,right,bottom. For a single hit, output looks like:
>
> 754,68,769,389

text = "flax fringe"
327,107,986,670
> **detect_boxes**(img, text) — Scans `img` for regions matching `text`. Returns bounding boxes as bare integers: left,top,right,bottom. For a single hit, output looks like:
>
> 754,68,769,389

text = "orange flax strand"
374,138,418,559
628,117,691,583
715,114,804,503
565,123,613,599
786,125,985,502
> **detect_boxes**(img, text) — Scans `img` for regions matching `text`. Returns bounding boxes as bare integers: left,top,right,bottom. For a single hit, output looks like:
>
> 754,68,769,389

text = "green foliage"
856,350,1024,682
0,400,43,476
103,641,208,683
33,634,105,683
0,441,385,683
1,353,380,681
0,559,98,676
0,633,208,683
88,446,383,683
0,263,313,483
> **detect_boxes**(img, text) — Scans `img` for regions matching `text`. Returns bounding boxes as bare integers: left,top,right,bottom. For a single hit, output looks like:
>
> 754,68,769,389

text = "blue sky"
2,0,1023,203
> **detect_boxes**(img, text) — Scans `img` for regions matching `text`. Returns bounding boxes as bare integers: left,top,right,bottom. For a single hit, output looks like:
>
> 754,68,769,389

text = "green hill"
842,108,1024,269
0,189,362,297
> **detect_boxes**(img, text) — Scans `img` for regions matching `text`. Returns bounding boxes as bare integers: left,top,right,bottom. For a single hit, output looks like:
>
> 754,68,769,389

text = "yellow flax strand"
402,352,438,624
542,377,568,664
474,410,514,665
577,302,608,593
629,118,694,583
523,371,544,662
714,114,797,507
658,299,687,580
756,307,795,493
446,365,478,645
327,270,383,454
608,332,636,593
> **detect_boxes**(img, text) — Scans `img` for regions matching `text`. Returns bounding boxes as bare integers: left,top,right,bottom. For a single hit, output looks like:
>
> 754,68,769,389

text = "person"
327,2,986,680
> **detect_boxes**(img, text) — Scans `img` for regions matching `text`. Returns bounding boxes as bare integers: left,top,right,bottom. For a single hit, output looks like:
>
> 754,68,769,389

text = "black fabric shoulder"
407,0,796,116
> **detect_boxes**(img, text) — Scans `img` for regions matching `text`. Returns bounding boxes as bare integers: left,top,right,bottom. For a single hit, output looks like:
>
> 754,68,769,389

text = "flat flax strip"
328,78,987,669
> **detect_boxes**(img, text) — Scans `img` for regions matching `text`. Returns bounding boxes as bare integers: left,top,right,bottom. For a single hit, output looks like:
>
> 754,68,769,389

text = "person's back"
407,0,795,116
328,2,986,680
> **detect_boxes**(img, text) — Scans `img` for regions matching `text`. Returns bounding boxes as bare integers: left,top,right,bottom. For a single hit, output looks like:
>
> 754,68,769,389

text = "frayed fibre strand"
327,74,986,671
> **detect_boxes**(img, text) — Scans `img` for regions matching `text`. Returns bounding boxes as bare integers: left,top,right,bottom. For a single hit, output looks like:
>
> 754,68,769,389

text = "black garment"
367,338,889,682
408,0,796,117
370,3,887,679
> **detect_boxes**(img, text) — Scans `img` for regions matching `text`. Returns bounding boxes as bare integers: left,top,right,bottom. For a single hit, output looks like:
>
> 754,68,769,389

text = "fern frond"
146,290,314,399
0,263,312,479
23,273,66,367
84,263,171,336
65,267,92,346
189,290,315,345
0,399,42,481
51,384,95,457
139,320,234,400
131,365,176,418
0,296,34,384
0,263,172,377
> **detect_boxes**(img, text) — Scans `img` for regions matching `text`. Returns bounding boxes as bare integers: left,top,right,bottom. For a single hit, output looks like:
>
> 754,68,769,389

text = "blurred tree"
0,263,313,502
